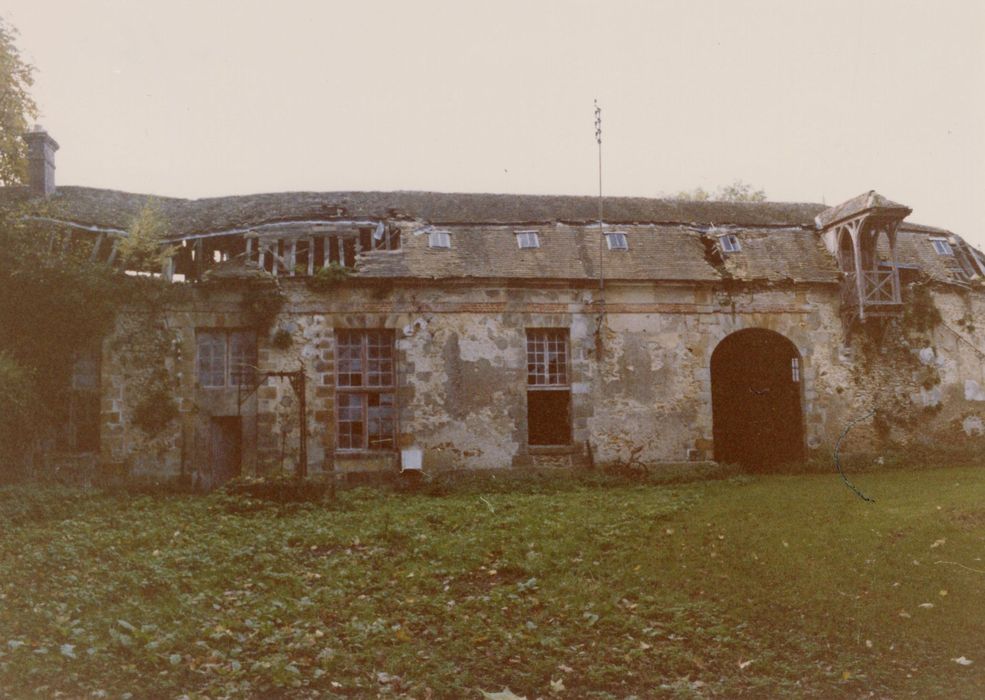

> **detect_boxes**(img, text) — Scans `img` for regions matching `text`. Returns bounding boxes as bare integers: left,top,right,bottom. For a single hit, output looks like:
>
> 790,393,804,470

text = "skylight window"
930,238,953,256
718,233,741,253
515,231,540,249
428,231,451,249
605,232,629,250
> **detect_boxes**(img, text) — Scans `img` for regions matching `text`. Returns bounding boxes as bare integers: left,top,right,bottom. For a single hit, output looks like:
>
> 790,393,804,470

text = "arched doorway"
711,329,805,469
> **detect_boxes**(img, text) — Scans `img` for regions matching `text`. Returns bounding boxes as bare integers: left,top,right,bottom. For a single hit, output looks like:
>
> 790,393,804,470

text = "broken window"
365,223,400,252
335,329,396,450
515,231,540,249
196,329,257,388
931,238,953,256
605,232,629,250
526,329,571,445
718,233,741,253
428,231,451,249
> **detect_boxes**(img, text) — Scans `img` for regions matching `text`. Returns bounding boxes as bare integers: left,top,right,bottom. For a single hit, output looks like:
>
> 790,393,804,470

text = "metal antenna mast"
595,99,604,294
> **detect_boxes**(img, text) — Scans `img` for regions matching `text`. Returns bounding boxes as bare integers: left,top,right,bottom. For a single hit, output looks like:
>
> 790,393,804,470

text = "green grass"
2,467,984,698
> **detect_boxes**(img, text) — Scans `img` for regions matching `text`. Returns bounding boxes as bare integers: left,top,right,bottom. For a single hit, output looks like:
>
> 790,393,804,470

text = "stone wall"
98,276,985,482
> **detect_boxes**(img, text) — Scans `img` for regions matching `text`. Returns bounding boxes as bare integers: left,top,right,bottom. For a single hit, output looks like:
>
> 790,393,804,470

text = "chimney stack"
22,126,59,197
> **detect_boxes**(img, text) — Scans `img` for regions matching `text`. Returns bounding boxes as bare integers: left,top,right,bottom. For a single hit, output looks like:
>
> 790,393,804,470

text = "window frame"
526,329,570,389
428,230,452,249
719,233,741,253
334,329,398,452
605,231,629,251
515,230,541,249
196,328,257,389
930,238,954,256
525,328,572,446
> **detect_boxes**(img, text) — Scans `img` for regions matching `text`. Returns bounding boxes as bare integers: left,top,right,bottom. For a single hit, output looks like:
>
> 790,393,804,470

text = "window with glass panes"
196,330,257,388
526,329,572,445
335,330,396,450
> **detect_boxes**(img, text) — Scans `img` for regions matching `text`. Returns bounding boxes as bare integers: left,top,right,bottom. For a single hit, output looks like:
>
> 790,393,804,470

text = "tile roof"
1,185,829,234
2,185,977,286
883,230,981,284
815,190,912,229
357,224,721,282
718,228,840,283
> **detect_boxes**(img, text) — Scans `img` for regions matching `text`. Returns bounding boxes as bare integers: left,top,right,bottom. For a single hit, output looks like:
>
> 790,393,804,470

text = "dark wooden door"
711,329,805,469
210,416,242,485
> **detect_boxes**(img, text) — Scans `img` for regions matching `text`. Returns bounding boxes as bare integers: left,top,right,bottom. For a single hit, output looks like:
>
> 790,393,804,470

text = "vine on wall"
848,278,946,448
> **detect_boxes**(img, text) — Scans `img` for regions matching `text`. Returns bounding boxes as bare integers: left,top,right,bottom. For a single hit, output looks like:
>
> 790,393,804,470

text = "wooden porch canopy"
816,191,912,325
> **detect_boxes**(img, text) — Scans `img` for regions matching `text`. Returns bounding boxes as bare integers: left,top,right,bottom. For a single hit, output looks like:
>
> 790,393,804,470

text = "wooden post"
297,363,307,479
106,239,119,266
194,239,204,281
887,222,901,303
307,237,315,276
850,220,866,321
89,232,105,262
289,240,298,276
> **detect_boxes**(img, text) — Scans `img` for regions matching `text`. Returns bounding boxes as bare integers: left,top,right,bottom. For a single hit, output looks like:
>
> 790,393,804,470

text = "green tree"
0,207,124,476
676,180,767,203
117,200,176,272
0,18,40,185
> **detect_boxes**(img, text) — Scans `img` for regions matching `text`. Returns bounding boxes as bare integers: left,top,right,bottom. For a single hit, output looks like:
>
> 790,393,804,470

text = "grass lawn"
1,466,984,698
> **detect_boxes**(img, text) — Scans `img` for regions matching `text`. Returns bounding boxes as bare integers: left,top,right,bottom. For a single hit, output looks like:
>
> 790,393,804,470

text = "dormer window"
428,231,451,249
930,238,953,256
515,231,540,249
718,233,741,253
605,232,629,250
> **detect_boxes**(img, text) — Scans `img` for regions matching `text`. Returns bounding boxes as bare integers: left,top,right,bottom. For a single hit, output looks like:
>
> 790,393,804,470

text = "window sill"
333,450,398,460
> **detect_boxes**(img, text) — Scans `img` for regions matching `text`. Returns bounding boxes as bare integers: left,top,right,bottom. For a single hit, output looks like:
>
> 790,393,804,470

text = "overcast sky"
5,1,984,247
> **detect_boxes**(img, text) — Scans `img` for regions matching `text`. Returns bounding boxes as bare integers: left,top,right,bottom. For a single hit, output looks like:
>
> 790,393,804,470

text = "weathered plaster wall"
100,277,985,482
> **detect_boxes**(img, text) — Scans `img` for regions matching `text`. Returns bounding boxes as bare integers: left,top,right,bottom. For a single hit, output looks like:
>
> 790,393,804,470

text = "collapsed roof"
0,184,979,286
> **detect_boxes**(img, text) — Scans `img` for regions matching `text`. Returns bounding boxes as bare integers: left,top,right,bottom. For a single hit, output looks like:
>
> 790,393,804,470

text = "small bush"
306,262,350,291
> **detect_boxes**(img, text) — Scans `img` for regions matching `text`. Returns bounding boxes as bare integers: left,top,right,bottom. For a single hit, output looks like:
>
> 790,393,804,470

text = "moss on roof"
2,185,830,234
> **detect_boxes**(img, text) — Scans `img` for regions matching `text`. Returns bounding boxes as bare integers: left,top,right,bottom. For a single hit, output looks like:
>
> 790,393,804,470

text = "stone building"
5,128,985,485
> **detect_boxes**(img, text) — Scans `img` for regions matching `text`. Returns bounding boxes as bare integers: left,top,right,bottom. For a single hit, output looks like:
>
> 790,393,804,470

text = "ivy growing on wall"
901,281,942,336
116,319,181,437
240,279,286,333
849,278,946,449
0,202,188,474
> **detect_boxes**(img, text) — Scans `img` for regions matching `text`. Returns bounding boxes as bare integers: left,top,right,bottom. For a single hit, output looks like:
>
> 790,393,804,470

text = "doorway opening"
711,328,805,469
209,416,242,485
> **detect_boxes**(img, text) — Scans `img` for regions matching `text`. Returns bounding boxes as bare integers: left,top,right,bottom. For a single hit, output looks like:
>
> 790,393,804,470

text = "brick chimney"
22,126,59,196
